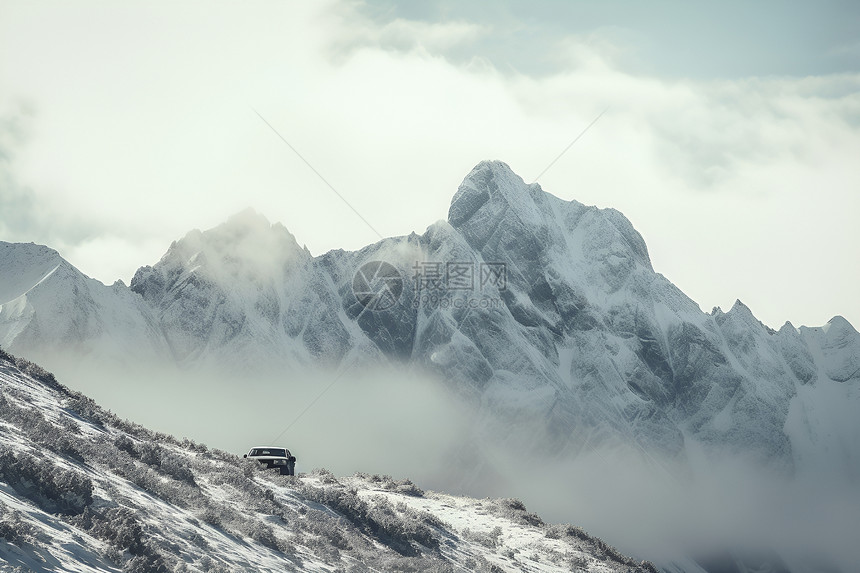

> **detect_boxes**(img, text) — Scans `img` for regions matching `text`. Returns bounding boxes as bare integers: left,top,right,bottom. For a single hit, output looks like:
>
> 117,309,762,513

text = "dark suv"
244,446,296,475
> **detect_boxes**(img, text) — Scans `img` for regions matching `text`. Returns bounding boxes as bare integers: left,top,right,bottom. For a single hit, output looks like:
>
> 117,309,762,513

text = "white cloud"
332,7,488,57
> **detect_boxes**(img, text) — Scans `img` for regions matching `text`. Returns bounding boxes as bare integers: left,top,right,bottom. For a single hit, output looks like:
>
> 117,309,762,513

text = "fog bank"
38,355,860,572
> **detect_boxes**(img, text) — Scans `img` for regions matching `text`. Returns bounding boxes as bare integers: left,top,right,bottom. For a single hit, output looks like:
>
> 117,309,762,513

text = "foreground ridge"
0,347,655,573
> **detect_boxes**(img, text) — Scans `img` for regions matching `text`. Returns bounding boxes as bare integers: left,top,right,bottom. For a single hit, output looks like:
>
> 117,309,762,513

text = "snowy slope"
0,349,654,573
0,243,166,365
0,243,62,305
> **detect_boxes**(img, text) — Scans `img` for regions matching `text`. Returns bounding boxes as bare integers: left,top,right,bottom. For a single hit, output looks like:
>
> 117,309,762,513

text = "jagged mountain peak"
225,206,271,228
0,241,64,304
823,315,856,334
716,298,775,329
0,240,61,260
126,210,339,365
811,316,860,382
725,299,757,323
200,208,299,255
137,209,307,287
448,160,544,231
448,161,653,271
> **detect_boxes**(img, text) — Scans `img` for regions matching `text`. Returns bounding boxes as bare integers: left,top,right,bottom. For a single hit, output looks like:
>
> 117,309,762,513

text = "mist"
43,355,475,484
491,446,860,572
32,352,860,571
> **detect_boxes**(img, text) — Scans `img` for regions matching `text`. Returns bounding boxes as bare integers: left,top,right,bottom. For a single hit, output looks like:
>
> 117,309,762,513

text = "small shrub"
0,446,93,515
240,520,284,553
493,498,543,527
0,508,38,545
563,524,589,541
298,484,438,555
461,526,501,549
7,354,67,395
123,554,169,573
394,478,424,497
196,504,223,529
91,507,147,555
501,498,526,511
65,394,107,427
159,453,197,486
115,435,136,455
545,525,562,539
311,468,339,484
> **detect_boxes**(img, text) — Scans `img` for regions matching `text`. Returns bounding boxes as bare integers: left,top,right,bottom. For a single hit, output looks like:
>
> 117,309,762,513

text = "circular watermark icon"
352,260,403,311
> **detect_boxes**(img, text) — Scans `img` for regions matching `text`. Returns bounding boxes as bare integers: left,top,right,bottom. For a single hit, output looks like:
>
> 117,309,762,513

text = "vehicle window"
249,448,286,457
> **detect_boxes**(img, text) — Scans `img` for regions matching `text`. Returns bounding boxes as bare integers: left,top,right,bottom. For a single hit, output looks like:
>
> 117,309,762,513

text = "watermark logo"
412,260,506,310
353,260,507,311
352,261,404,311
412,261,506,293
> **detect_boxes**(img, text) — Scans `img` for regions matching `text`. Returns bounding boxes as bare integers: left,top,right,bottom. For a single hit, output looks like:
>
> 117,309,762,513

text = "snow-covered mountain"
128,209,378,367
2,161,859,571
2,161,857,479
0,243,166,363
0,347,655,572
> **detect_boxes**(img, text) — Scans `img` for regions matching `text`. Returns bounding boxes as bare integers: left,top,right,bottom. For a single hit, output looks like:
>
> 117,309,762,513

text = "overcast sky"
1,0,858,329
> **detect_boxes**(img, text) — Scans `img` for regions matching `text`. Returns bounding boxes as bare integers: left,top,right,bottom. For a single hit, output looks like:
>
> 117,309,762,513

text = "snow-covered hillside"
0,243,166,363
0,348,655,572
